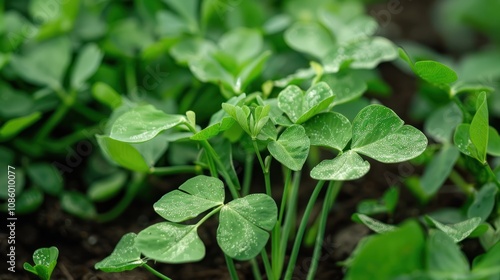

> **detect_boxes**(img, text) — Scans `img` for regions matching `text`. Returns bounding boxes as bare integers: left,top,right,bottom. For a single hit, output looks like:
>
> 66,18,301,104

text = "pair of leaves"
118,176,278,264
454,92,490,164
309,105,427,180
24,247,59,280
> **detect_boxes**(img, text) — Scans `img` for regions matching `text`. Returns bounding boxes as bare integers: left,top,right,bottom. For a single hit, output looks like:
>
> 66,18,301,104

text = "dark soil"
0,0,486,279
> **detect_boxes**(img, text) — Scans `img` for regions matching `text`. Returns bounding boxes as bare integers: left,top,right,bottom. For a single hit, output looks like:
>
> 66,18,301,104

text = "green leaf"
277,82,335,124
469,92,489,163
488,127,500,156
91,82,122,109
467,183,498,222
284,22,335,59
311,151,370,181
420,145,460,196
188,56,235,90
70,43,103,89
454,124,477,159
217,194,277,260
9,37,71,88
414,60,458,84
136,222,205,263
109,105,186,143
16,188,44,215
425,216,482,242
23,246,58,280
323,37,398,73
87,172,127,202
424,102,463,143
303,112,352,151
170,38,216,65
95,233,146,272
345,221,425,280
472,241,500,276
0,112,42,141
219,28,262,64
426,230,470,275
96,135,150,172
322,72,367,107
351,105,428,163
267,125,310,171
60,191,97,220
352,213,397,234
154,175,224,222
26,163,63,196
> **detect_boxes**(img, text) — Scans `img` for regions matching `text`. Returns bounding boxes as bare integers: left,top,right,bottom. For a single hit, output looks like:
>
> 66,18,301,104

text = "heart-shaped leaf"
351,105,428,163
311,151,370,181
95,233,146,272
136,222,205,263
277,82,335,124
352,213,397,234
425,216,482,243
323,37,398,73
267,125,310,171
217,194,277,260
23,246,59,280
323,72,367,107
110,105,186,143
303,112,352,151
414,60,458,84
154,175,224,222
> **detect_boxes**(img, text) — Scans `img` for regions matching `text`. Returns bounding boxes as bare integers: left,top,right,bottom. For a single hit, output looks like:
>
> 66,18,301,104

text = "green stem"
250,258,264,280
242,154,254,196
126,59,138,98
72,103,107,122
196,205,223,226
35,90,76,141
449,169,474,195
485,164,500,189
260,250,273,280
224,254,240,280
96,172,146,223
150,165,201,175
252,140,271,196
142,264,172,280
276,171,300,279
284,180,326,280
307,181,341,280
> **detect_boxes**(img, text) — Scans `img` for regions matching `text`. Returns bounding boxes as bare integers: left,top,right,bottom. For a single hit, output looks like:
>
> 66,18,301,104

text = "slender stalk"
72,103,107,121
485,164,500,188
35,91,76,141
250,258,264,280
96,172,146,222
196,205,223,226
284,180,326,280
126,59,138,98
275,171,300,279
224,254,240,280
242,154,254,196
261,250,273,280
150,165,201,175
142,264,172,280
253,140,272,196
307,181,341,280
449,169,474,195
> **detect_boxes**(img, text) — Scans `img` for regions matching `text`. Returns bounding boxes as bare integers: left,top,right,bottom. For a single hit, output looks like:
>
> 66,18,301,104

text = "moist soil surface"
0,0,486,279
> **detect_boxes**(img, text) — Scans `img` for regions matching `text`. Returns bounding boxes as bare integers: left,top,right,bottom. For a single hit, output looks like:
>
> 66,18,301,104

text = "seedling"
23,247,59,280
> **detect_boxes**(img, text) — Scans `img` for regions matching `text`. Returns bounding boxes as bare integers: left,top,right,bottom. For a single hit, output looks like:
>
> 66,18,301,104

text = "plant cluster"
0,0,499,279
